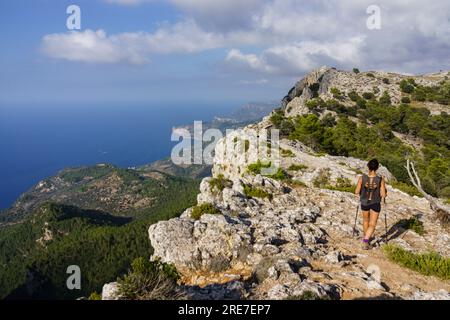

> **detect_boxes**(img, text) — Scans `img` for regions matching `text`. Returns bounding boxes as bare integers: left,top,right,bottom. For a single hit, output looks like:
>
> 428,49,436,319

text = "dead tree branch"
406,159,449,226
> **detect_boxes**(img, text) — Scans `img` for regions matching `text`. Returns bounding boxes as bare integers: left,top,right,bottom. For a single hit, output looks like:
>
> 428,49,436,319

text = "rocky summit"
104,67,450,300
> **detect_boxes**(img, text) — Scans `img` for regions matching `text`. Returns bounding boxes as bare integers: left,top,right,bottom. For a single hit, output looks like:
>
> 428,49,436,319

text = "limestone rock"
102,282,120,300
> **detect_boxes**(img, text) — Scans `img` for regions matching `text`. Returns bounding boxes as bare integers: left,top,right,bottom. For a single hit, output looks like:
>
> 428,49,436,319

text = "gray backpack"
360,174,382,205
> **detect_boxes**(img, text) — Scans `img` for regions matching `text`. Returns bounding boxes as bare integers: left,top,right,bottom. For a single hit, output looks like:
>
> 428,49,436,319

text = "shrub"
372,86,380,94
320,114,337,127
323,177,355,193
382,78,390,84
244,140,250,152
117,257,184,300
270,111,295,136
379,91,391,105
353,68,360,74
391,181,422,197
191,203,221,220
88,292,102,300
400,79,415,94
412,87,427,102
208,174,232,193
348,91,360,102
401,97,411,104
362,92,375,100
270,110,285,127
268,168,290,181
367,73,375,78
382,245,450,280
243,184,271,199
312,168,331,188
248,160,271,175
281,148,295,157
356,97,367,108
330,87,344,100
288,164,308,171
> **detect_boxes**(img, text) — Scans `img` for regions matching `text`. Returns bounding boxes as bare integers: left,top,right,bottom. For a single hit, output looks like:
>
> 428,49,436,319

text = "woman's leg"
364,210,380,240
362,211,370,236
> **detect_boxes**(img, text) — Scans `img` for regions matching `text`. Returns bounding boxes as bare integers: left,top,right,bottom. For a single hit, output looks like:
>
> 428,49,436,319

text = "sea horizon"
0,101,243,209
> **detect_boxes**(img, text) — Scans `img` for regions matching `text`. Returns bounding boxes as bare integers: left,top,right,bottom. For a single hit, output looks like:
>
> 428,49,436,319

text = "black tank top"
360,174,382,205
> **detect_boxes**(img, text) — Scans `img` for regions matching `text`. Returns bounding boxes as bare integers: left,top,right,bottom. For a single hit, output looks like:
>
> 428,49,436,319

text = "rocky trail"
102,67,450,300
143,135,450,300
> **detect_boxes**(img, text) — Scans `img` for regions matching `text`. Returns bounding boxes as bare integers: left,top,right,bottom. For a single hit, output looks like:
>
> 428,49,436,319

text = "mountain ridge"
106,66,450,300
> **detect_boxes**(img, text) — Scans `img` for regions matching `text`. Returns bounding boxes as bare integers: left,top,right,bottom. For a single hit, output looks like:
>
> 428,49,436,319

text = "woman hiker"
354,159,387,250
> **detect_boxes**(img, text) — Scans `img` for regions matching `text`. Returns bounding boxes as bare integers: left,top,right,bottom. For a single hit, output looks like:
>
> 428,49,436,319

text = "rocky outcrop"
102,282,120,300
147,67,450,300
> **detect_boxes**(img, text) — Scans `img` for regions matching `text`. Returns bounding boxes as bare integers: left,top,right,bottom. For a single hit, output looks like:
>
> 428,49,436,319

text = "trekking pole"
383,198,388,242
352,204,359,237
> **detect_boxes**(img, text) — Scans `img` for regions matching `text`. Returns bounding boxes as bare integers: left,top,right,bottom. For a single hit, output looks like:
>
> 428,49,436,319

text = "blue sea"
0,103,237,209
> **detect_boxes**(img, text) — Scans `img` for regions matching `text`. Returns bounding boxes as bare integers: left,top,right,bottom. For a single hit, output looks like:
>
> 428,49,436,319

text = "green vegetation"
400,79,415,94
208,174,232,193
288,179,307,188
248,160,272,175
281,148,295,157
353,68,360,74
382,78,390,84
117,257,182,300
0,175,200,299
383,245,450,280
243,184,271,200
399,78,450,105
191,203,221,220
362,92,375,100
330,87,344,100
288,164,308,171
395,216,425,235
326,177,356,193
391,181,422,197
366,73,375,78
59,165,116,183
312,168,331,188
270,96,450,198
379,91,391,105
244,139,250,152
247,160,290,181
402,79,450,105
88,292,102,300
401,96,411,104
312,171,355,193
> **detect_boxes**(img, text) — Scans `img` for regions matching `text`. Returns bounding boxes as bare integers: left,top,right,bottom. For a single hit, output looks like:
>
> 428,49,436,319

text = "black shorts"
361,202,381,213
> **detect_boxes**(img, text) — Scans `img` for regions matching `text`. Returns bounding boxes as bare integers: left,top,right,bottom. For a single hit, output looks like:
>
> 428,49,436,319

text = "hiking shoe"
362,240,371,250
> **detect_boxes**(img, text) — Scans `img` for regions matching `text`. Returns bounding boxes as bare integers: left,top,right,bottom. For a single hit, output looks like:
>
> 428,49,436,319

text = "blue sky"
0,0,449,106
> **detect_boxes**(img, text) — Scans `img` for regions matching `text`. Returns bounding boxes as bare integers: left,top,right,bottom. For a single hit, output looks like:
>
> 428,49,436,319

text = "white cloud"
41,21,229,64
226,49,277,74
45,0,450,75
239,78,269,85
226,37,366,75
41,29,146,64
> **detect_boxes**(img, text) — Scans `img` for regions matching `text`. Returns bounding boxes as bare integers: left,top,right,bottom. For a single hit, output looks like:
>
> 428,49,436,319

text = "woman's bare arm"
380,177,387,199
355,176,362,196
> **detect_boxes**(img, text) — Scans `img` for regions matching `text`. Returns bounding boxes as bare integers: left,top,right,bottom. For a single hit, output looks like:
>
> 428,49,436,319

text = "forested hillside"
0,167,200,299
